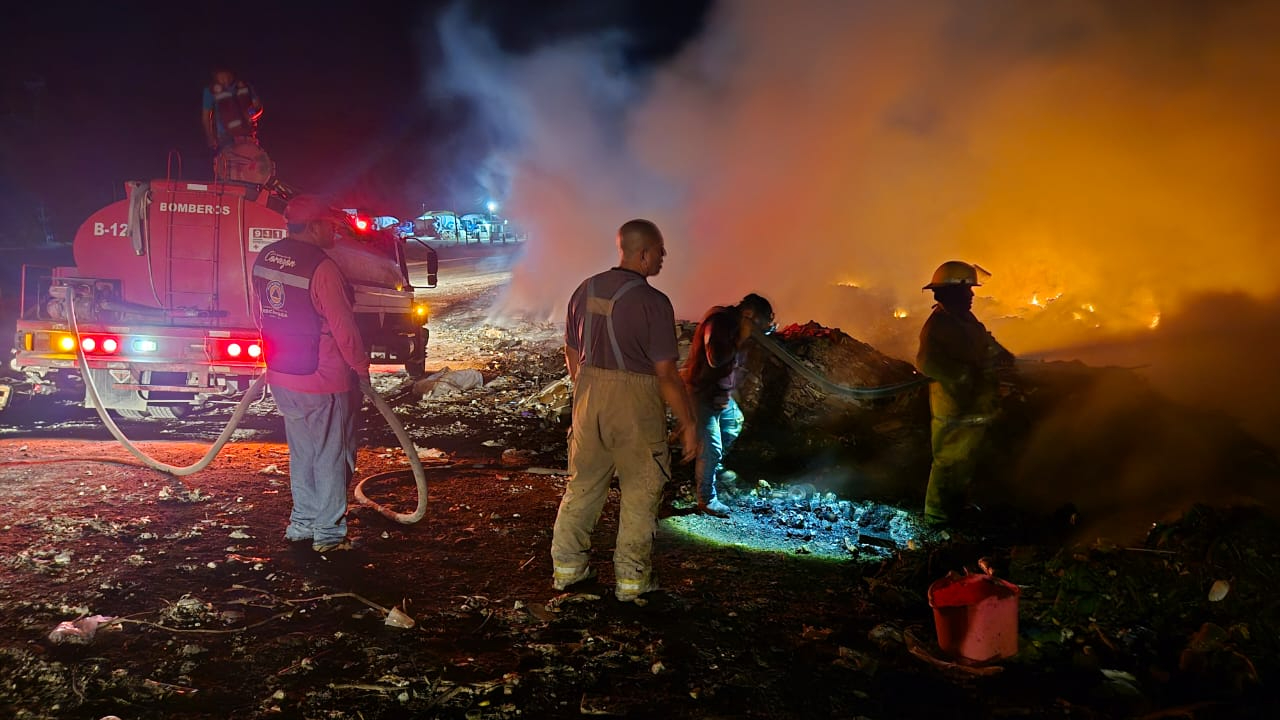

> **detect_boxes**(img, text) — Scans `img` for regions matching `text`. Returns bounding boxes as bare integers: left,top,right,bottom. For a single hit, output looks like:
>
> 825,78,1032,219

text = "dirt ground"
1,247,1278,719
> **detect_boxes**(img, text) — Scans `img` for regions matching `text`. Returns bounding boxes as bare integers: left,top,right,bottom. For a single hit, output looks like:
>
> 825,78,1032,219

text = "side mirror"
426,247,439,288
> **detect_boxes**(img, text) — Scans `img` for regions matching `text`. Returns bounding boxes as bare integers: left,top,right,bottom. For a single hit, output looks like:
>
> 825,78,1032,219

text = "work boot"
698,498,731,518
923,513,949,528
312,538,355,553
715,467,739,485
615,576,659,604
551,565,596,591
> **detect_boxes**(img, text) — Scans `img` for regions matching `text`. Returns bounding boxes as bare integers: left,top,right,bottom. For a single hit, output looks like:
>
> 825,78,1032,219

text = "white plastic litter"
48,615,117,645
414,368,485,398
1208,579,1230,602
384,606,416,629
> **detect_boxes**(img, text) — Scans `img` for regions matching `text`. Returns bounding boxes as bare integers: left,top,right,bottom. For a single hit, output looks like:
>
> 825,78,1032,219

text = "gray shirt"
565,268,678,376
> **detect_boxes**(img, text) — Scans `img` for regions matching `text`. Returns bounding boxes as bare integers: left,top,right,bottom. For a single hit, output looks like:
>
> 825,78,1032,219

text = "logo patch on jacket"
266,280,286,310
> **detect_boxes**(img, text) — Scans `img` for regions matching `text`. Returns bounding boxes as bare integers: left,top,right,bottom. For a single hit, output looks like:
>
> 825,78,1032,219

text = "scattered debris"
500,448,535,466
521,375,572,421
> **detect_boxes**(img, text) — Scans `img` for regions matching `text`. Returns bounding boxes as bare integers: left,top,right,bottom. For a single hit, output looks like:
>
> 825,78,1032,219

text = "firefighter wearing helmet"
251,195,369,553
915,260,1015,526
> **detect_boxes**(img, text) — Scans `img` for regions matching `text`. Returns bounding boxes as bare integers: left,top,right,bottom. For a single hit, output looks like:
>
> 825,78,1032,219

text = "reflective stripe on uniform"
252,265,311,289
616,577,646,593
553,564,587,582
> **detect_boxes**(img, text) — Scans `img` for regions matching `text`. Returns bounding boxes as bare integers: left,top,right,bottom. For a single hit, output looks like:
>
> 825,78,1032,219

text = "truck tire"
147,404,190,419
404,328,428,379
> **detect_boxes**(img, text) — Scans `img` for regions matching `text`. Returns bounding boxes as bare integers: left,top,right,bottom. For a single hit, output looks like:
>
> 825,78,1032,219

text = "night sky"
0,0,710,245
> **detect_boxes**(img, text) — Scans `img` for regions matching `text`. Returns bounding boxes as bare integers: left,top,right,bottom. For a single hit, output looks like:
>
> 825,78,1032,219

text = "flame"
892,308,909,319
837,280,861,288
1082,303,1095,313
1030,293,1041,307
1150,313,1161,329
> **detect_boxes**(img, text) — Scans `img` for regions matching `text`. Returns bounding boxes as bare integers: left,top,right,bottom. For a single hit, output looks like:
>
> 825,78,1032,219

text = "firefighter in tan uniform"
551,219,699,603
916,261,1014,526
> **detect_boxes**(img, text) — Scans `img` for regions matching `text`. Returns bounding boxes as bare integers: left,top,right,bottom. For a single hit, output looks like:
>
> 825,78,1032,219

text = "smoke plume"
433,0,1280,452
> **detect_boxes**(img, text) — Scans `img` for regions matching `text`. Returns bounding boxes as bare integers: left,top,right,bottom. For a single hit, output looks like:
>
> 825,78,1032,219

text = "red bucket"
928,573,1020,662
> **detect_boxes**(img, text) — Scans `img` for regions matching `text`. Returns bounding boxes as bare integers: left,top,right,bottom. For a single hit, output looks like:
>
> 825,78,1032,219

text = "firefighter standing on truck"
550,219,699,604
202,68,263,153
916,261,1015,527
252,195,368,553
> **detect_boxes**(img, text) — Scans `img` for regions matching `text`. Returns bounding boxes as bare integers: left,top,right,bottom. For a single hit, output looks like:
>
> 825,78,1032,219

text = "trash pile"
676,320,932,502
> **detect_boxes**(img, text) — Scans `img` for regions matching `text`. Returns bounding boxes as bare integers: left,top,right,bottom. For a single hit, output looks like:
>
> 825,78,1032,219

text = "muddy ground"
1,246,1278,719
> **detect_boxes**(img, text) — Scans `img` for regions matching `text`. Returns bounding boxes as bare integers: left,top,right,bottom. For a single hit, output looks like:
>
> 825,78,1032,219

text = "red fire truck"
10,179,437,418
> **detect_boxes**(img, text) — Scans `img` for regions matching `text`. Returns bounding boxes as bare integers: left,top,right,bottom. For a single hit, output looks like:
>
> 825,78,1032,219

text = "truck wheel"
404,328,428,379
147,404,190,419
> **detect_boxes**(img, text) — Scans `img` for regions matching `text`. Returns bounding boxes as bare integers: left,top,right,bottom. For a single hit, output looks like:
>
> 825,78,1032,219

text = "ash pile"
746,481,919,555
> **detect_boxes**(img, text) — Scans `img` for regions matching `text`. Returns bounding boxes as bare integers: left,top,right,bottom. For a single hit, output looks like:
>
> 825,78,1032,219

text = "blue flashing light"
133,338,159,353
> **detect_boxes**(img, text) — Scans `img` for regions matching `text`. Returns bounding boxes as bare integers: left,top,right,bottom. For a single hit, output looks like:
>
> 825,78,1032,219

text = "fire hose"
55,300,435,524
752,329,930,399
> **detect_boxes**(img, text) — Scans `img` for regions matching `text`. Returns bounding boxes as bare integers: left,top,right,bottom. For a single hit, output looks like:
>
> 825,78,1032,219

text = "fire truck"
9,179,438,418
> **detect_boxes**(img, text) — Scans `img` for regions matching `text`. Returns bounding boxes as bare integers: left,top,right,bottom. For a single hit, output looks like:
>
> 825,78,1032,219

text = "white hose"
353,376,436,524
72,297,267,476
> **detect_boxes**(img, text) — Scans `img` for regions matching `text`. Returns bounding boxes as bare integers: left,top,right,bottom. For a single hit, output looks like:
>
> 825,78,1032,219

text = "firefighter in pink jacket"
252,195,369,553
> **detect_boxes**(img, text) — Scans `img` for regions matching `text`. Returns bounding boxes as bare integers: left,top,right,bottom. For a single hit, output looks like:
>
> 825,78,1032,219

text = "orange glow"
893,308,909,319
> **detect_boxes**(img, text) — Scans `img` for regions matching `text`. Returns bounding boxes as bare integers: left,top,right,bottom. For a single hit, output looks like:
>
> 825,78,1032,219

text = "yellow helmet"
924,260,981,290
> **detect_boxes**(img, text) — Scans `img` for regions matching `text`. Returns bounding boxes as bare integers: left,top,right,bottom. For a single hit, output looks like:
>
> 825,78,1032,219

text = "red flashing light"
206,337,265,364
354,217,370,231
78,334,122,355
